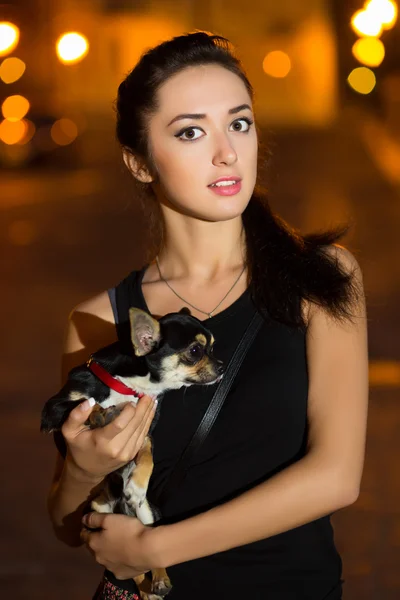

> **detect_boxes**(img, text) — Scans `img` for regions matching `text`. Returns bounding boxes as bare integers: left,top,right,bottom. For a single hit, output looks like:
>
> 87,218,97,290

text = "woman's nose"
212,135,238,166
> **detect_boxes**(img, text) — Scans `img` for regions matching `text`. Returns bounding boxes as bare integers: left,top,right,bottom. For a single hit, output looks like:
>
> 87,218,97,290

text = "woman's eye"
230,118,253,132
176,127,204,142
175,117,253,142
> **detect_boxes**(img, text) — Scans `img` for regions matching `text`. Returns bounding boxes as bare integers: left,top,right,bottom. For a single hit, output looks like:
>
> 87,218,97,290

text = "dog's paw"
90,498,115,514
152,575,172,598
85,403,124,429
124,480,146,507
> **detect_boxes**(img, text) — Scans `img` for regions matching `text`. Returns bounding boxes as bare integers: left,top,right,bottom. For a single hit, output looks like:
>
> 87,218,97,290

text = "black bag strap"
155,309,264,508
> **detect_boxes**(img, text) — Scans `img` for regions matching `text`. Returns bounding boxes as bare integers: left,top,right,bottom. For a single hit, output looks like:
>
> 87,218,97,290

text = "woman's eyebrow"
167,103,252,127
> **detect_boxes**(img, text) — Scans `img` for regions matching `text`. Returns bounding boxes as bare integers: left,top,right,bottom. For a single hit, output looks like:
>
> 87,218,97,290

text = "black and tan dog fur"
41,307,224,599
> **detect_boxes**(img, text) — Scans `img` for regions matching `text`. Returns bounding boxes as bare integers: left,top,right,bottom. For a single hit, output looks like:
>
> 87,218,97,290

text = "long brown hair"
115,31,358,329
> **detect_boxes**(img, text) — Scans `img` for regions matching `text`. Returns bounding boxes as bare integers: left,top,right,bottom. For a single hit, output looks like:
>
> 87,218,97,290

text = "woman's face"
146,64,258,222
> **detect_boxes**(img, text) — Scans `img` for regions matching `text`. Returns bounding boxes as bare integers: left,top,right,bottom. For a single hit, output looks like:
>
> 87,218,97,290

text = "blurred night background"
1,0,399,598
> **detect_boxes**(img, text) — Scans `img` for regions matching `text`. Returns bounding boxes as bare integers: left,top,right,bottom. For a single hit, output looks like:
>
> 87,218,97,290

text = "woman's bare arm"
148,247,369,568
47,436,104,547
47,289,157,547
47,291,117,546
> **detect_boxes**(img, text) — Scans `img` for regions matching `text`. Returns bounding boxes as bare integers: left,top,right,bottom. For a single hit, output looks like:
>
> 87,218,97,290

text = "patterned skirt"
92,575,140,600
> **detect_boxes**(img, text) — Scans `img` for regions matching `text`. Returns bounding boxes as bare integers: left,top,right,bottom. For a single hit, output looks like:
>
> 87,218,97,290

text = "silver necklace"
155,255,246,319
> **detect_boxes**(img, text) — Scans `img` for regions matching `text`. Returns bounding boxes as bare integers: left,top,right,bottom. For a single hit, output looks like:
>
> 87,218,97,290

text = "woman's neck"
157,219,246,283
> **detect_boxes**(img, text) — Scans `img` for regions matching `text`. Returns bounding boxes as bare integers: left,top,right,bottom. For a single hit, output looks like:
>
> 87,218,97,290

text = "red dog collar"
87,356,145,398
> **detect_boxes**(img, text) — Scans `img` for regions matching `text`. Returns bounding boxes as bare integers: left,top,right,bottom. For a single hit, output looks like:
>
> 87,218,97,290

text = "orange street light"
51,118,78,145
0,22,20,56
0,118,27,144
56,32,89,64
262,51,292,78
0,57,26,83
1,95,30,121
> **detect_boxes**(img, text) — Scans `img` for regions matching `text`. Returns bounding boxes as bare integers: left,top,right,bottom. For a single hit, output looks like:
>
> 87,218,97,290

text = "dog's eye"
188,344,204,361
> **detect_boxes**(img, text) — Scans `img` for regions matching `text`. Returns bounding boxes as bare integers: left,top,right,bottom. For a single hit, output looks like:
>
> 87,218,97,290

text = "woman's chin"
159,190,251,222
195,205,247,223
209,198,250,220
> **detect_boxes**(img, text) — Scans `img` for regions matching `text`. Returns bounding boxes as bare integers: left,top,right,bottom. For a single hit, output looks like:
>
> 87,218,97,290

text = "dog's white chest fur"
101,388,141,409
99,371,185,409
99,373,162,408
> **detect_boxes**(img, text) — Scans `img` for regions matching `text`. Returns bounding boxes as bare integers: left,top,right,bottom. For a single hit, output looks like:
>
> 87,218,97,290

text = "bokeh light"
351,9,383,36
0,118,27,144
0,57,26,83
347,67,377,94
0,22,19,56
1,95,30,121
56,32,89,64
17,119,35,145
50,118,78,145
262,51,292,78
366,0,398,29
352,37,385,67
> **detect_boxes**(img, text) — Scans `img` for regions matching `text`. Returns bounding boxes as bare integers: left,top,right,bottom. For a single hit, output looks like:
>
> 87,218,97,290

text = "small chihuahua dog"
41,306,224,600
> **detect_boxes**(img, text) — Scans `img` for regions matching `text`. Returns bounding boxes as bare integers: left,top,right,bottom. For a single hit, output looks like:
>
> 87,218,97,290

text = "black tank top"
102,266,343,600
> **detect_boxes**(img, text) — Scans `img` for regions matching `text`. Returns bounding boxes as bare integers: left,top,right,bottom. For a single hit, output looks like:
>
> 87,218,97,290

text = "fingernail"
82,514,88,525
154,398,158,408
80,398,96,411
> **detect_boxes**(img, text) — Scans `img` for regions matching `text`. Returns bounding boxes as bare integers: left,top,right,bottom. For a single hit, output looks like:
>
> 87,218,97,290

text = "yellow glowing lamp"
1,95,30,121
347,67,376,94
0,57,26,83
366,0,398,29
56,32,89,64
0,22,20,56
351,9,383,36
352,37,385,67
262,51,292,78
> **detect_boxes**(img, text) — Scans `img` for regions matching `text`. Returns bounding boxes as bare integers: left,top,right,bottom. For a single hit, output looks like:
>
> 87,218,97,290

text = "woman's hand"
61,396,156,482
80,512,157,579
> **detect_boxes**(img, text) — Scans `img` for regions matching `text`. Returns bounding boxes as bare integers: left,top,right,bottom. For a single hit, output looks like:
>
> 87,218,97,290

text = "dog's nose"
217,362,224,375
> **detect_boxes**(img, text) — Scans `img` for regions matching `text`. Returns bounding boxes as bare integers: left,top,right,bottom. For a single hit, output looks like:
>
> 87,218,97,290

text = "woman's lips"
208,181,242,196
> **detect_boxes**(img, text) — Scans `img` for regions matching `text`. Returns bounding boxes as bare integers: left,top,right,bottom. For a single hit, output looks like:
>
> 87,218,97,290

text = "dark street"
1,124,399,597
1,0,400,597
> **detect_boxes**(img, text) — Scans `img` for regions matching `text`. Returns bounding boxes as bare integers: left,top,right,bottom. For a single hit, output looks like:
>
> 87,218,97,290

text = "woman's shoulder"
70,263,146,323
305,243,364,326
321,243,362,273
71,289,114,324
62,290,117,377
302,244,363,327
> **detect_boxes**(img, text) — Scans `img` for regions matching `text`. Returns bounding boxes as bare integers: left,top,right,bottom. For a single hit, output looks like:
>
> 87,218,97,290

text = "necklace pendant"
155,255,246,322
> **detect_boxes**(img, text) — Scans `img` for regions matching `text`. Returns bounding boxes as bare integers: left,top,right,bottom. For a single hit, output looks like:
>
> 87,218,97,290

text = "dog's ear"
179,307,191,316
129,308,161,356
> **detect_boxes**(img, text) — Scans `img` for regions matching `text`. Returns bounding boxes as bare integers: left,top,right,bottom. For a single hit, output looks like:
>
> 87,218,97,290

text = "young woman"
47,32,368,600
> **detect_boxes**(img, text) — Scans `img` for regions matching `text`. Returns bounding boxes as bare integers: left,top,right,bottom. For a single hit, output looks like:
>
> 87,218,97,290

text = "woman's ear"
122,150,153,183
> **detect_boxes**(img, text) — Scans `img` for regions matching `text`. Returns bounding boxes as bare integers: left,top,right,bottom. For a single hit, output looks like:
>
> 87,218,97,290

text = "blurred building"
8,0,400,166
45,0,339,127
